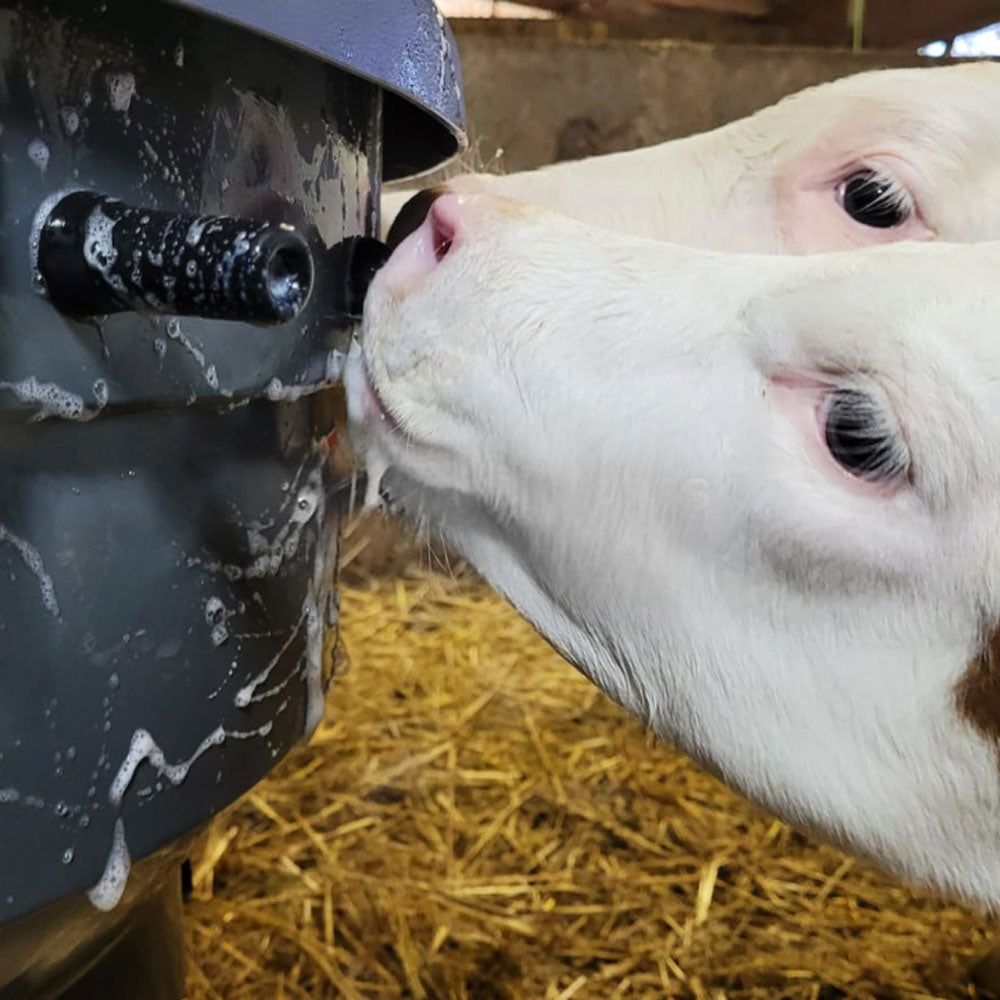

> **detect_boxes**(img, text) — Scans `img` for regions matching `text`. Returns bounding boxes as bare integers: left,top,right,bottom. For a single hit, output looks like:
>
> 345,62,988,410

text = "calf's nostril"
430,203,455,261
375,191,465,299
385,186,447,251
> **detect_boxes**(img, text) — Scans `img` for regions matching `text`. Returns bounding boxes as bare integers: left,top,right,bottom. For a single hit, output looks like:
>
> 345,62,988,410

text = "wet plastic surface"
168,0,468,179
0,0,412,991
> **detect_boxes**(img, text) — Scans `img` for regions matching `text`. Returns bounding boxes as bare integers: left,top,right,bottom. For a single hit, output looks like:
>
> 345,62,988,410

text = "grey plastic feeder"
0,1,465,996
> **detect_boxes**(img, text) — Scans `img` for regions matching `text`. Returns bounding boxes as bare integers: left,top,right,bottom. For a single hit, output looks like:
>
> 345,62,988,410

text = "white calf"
384,62,1000,253
347,192,1000,909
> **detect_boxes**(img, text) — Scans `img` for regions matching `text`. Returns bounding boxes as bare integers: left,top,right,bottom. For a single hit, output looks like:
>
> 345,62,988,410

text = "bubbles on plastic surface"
106,72,136,114
87,818,130,912
27,139,49,173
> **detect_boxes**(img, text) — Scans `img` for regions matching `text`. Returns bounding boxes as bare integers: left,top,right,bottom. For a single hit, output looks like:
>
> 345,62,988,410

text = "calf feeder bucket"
0,1,465,996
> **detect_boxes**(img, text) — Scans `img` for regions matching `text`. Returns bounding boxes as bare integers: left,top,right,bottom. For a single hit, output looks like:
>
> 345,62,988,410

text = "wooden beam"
517,0,770,20
505,0,1000,48
661,0,770,14
861,0,1000,47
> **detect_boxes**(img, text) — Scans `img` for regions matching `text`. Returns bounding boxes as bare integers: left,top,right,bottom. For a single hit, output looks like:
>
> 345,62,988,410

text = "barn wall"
394,24,968,185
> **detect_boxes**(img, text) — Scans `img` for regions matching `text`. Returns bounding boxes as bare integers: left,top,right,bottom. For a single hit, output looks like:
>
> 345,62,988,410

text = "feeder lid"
166,0,467,180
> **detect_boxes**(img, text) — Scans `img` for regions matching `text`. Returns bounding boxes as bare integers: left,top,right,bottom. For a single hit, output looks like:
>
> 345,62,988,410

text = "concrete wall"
392,25,964,187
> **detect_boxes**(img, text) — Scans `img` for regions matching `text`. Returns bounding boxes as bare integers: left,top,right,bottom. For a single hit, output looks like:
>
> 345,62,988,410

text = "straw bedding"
184,516,998,999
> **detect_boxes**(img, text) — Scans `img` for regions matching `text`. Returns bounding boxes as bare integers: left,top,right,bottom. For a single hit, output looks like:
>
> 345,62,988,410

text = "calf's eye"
839,169,912,229
823,387,909,483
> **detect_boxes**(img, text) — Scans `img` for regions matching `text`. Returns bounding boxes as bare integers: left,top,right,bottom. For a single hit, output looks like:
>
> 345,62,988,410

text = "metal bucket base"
58,877,184,1000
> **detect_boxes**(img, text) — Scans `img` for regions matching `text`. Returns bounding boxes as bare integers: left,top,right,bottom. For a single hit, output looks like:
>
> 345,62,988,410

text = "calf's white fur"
347,192,1000,908
384,62,1000,253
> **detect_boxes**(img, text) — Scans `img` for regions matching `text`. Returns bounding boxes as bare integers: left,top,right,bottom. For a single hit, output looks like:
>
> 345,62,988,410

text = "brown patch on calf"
956,625,1000,748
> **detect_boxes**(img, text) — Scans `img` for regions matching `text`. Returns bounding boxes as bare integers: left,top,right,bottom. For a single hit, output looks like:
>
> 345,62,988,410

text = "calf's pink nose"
377,191,465,299
386,186,447,250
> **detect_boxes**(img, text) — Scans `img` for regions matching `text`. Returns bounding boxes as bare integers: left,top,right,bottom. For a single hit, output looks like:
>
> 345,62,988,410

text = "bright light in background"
435,0,555,16
950,22,1000,55
920,22,1000,56
919,39,947,56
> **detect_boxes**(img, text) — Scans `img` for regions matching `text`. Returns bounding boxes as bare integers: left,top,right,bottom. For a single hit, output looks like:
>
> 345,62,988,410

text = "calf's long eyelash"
839,165,914,216
869,172,910,211
822,387,910,483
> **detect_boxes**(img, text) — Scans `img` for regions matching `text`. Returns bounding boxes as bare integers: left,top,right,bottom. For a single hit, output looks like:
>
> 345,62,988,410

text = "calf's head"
348,193,1000,906
384,62,1000,253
